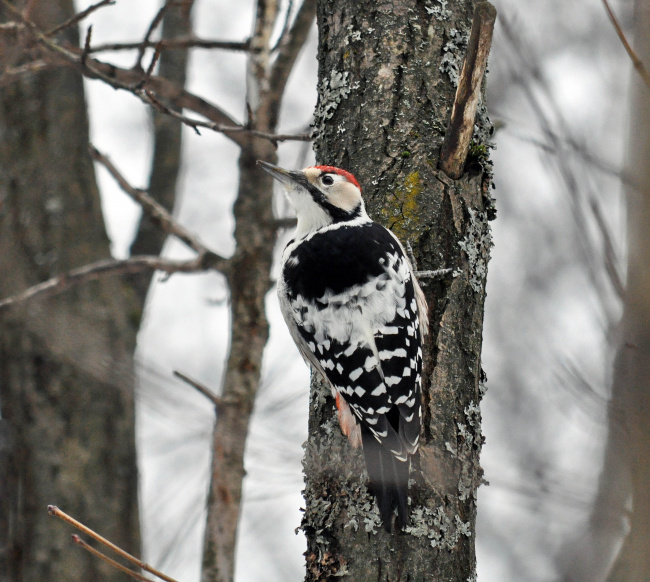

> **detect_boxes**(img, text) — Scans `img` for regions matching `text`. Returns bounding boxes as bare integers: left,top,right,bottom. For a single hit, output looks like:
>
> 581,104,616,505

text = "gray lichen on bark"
302,0,495,580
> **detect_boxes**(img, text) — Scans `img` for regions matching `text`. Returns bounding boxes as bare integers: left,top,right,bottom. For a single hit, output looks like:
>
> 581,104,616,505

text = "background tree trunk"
0,1,140,580
201,2,316,581
129,0,194,312
302,0,494,579
601,1,650,580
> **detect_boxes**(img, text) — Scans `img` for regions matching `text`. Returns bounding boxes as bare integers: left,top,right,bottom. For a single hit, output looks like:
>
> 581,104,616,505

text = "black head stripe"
306,179,361,222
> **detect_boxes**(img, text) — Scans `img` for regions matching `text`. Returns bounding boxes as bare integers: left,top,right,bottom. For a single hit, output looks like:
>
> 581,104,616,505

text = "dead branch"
415,268,454,280
48,506,179,582
88,37,251,53
602,0,650,89
439,1,497,179
274,217,298,229
45,0,114,37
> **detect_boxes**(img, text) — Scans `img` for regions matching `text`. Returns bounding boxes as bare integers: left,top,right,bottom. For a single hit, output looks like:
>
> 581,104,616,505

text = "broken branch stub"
439,2,497,179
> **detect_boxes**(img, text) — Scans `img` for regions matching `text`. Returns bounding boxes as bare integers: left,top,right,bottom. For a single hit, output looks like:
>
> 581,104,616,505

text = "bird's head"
258,161,367,235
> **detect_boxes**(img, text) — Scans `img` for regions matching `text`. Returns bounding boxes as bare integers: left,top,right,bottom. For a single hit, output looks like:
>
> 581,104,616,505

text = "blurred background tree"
0,2,140,580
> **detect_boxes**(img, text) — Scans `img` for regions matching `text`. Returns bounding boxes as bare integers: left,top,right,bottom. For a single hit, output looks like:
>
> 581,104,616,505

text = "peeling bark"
302,1,495,579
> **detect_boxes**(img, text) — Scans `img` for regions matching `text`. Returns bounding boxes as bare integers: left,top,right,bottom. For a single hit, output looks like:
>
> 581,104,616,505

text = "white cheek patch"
327,182,361,213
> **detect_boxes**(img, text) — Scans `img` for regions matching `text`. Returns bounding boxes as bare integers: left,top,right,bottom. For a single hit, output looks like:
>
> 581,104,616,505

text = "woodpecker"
258,160,428,531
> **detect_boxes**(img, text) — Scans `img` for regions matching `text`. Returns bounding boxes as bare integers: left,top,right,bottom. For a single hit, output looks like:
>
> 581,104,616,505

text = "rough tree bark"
301,1,495,579
0,1,140,580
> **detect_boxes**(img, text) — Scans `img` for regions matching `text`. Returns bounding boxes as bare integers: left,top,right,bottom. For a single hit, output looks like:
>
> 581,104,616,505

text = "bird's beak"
257,160,303,188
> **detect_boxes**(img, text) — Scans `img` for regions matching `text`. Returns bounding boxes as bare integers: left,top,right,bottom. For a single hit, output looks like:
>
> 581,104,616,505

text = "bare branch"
45,0,114,37
268,0,317,115
89,37,251,53
135,41,163,91
89,144,223,257
0,255,216,313
602,0,650,89
48,506,179,582
173,370,221,408
142,90,310,142
0,141,231,312
439,1,497,179
71,535,155,582
0,1,249,143
6,7,308,145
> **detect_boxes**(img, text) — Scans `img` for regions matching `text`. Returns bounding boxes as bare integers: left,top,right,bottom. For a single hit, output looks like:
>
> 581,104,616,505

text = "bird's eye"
321,175,334,186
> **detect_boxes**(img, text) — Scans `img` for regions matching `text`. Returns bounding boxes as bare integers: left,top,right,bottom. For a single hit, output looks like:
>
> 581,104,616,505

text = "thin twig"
136,0,172,69
81,25,92,66
271,0,294,53
589,197,625,300
135,42,163,90
173,370,222,407
71,536,155,582
45,0,114,37
48,506,179,582
89,37,251,53
89,144,223,258
142,90,310,142
602,0,650,89
268,0,317,111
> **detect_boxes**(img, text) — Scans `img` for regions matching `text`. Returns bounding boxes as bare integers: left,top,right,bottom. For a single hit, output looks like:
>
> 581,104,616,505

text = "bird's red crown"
311,165,361,191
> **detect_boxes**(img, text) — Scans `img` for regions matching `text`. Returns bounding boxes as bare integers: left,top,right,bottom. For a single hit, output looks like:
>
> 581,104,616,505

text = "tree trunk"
602,2,650,580
0,2,140,580
129,0,194,312
199,2,278,575
302,1,494,579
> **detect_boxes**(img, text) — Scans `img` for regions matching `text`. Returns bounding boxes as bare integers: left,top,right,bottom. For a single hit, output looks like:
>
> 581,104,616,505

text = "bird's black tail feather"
360,425,410,532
